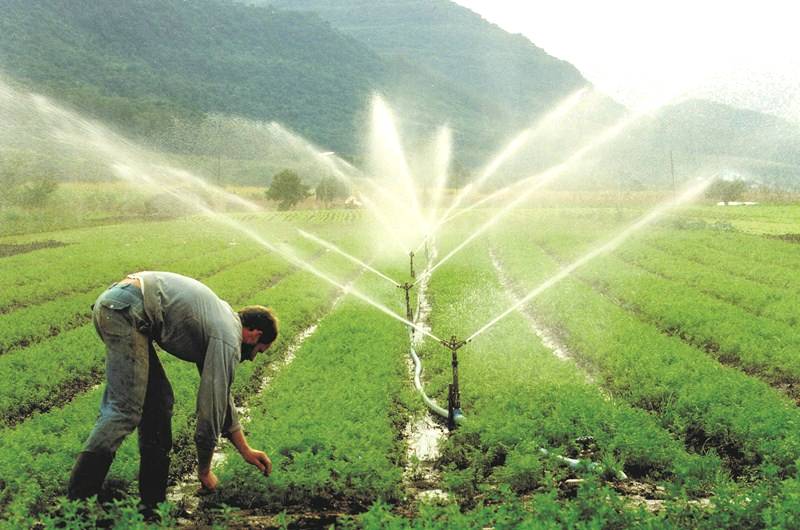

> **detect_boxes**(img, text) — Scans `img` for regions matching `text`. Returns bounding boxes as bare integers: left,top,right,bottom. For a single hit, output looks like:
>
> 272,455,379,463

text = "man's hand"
198,469,219,492
243,449,272,477
229,429,272,477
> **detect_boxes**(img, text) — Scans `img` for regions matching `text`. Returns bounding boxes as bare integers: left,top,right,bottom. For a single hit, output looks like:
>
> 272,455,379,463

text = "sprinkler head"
440,335,466,352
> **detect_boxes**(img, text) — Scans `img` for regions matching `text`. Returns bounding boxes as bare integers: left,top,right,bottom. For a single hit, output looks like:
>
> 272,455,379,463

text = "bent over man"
68,271,278,513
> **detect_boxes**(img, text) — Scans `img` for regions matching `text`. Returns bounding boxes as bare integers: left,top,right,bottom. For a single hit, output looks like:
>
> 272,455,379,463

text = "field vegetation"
4,195,800,528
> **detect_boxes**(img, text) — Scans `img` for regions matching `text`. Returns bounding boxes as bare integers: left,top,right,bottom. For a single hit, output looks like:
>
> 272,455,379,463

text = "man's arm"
229,429,272,476
197,430,271,492
194,337,238,490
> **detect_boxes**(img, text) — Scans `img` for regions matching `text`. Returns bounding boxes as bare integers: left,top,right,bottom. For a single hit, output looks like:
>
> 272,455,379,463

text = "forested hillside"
260,0,800,189
266,0,593,129
2,0,798,188
581,100,800,190
0,0,503,162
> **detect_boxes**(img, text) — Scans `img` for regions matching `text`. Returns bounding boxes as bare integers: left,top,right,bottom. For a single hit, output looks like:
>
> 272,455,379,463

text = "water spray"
298,229,402,288
467,177,713,344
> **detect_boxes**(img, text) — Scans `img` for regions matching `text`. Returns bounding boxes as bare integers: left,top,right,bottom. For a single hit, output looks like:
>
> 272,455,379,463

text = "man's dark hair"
239,306,279,345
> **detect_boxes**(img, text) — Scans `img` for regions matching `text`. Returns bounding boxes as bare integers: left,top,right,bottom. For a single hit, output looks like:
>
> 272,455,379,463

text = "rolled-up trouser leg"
138,344,175,509
72,284,151,497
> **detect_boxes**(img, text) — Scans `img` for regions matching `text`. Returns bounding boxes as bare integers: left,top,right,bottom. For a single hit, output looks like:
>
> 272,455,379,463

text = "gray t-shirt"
137,271,242,452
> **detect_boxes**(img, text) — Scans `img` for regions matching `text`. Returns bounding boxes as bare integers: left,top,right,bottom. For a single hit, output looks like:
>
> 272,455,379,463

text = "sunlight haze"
454,0,800,121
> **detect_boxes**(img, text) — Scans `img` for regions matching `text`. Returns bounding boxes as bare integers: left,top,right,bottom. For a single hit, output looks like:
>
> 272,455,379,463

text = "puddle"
402,244,451,505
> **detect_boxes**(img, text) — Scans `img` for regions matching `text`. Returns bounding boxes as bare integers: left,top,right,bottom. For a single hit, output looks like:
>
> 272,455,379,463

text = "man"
68,271,278,513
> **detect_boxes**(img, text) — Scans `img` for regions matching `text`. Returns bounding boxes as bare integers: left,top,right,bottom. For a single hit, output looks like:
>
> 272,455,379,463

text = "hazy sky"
453,0,800,121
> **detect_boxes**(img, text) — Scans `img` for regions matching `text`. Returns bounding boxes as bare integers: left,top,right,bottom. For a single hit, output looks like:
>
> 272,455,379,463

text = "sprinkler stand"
440,335,466,430
409,251,415,278
398,282,414,324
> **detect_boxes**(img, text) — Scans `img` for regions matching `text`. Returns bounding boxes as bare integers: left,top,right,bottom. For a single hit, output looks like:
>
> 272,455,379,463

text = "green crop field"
3,200,800,528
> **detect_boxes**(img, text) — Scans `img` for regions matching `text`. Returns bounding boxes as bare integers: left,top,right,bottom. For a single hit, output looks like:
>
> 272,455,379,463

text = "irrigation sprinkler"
409,250,415,278
398,281,415,324
439,335,466,430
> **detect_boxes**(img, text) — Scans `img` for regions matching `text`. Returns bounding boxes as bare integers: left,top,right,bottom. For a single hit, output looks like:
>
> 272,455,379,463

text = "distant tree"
0,151,30,192
15,177,59,208
266,169,309,210
705,178,748,204
315,175,349,205
448,159,472,189
0,151,59,208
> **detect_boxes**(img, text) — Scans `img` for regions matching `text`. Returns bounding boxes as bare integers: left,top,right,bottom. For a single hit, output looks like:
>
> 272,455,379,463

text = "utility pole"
216,117,222,185
670,150,676,199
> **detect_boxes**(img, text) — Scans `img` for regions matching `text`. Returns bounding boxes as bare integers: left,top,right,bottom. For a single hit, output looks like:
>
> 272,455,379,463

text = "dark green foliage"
492,210,800,478
0,0,512,166
266,169,310,210
0,0,380,151
31,496,176,530
705,178,749,204
0,213,368,523
0,150,60,208
315,175,349,205
266,0,589,127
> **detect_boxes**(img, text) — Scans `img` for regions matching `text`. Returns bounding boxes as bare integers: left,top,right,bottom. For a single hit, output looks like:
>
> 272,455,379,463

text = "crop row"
642,230,800,294
615,241,800,326
578,251,800,391
503,212,800,391
0,212,370,424
0,250,299,426
0,212,350,353
679,205,800,235
0,220,246,301
651,227,800,271
0,246,258,355
415,229,722,505
0,211,349,312
0,242,364,524
532,227,800,395
489,228,800,477
215,261,415,512
0,213,374,522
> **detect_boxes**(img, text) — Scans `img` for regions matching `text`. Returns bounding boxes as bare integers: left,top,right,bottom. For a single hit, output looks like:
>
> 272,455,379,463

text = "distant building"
344,196,363,209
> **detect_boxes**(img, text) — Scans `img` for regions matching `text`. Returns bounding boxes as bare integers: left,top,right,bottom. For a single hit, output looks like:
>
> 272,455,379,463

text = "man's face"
241,327,271,362
240,341,271,362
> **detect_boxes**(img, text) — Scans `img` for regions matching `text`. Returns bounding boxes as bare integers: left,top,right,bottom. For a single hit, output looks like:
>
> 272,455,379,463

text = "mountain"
1,0,797,189
601,99,800,190
264,0,594,128
495,98,800,190
257,1,800,190
0,0,507,165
